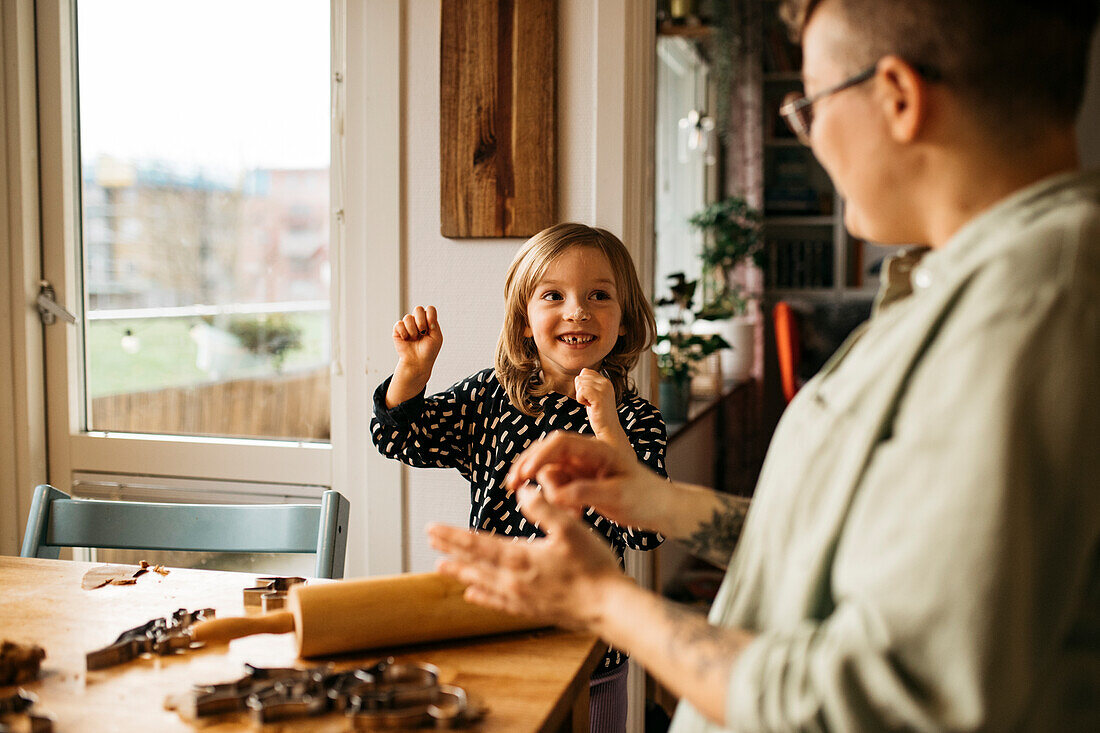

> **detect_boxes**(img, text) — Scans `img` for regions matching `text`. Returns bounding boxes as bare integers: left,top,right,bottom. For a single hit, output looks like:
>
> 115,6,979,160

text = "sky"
77,0,331,176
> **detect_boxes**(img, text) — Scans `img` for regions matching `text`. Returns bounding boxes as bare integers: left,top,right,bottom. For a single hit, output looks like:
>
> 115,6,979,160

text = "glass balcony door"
38,0,335,492
78,0,333,443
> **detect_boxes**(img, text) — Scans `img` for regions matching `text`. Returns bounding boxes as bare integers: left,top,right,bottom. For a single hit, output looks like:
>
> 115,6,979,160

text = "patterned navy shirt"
371,367,668,673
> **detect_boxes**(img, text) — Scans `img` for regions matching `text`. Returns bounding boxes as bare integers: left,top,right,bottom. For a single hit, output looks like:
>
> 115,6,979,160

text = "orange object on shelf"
773,301,801,403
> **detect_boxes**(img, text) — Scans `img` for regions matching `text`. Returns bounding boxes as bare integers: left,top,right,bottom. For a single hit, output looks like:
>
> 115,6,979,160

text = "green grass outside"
85,312,329,398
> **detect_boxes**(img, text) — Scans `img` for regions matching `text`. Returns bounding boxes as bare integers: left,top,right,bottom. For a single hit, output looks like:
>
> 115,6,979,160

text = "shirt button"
913,267,933,289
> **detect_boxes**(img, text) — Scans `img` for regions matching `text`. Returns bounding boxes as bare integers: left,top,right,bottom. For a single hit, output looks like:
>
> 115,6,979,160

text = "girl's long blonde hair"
494,223,657,416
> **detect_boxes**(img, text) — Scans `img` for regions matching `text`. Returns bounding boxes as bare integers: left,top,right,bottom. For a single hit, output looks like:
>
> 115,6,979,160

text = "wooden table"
0,557,603,732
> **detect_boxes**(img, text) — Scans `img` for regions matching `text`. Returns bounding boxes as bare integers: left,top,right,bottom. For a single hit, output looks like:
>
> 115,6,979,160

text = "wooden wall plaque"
440,0,557,238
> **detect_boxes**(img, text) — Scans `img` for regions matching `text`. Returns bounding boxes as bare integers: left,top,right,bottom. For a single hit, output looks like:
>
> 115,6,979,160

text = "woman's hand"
505,431,671,532
386,306,443,407
574,368,629,449
427,484,629,629
430,483,754,728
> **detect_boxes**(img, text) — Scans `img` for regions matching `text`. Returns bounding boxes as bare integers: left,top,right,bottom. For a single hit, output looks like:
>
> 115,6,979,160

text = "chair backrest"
773,301,802,404
19,485,350,579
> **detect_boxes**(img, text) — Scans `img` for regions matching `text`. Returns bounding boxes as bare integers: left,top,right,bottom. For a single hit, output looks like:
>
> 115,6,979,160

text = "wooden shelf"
766,287,878,301
665,378,763,496
657,21,715,39
666,379,748,440
767,287,837,298
764,215,835,225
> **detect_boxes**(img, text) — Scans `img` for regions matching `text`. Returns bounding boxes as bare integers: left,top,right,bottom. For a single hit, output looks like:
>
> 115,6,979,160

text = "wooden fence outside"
90,367,331,440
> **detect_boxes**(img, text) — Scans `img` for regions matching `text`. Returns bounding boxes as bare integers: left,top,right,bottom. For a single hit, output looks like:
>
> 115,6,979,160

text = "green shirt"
670,170,1100,732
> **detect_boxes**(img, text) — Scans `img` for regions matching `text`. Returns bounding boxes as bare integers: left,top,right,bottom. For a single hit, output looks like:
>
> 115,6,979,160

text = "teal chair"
20,484,350,579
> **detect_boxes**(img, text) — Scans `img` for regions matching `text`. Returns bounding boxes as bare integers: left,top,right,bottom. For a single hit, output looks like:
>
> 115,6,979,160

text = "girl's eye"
540,291,563,301
591,291,612,301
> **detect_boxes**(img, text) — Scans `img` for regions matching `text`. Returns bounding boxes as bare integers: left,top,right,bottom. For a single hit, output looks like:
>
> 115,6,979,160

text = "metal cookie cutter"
85,607,215,670
343,659,440,729
0,689,54,733
180,663,325,719
245,665,335,725
341,658,485,730
242,576,306,612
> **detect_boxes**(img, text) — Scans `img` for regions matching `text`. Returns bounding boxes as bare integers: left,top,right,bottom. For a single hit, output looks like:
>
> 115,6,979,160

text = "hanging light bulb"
678,109,717,165
120,328,141,354
688,110,705,151
677,62,718,166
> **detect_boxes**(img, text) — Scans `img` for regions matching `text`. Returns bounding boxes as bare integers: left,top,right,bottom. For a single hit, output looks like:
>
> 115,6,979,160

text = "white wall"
400,0,619,572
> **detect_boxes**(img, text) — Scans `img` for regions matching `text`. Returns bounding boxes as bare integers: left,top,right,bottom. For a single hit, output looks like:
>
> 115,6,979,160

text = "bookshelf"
760,4,890,300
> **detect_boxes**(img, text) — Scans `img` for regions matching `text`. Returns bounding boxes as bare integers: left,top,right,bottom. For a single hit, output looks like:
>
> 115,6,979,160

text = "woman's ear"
876,55,927,143
523,324,533,338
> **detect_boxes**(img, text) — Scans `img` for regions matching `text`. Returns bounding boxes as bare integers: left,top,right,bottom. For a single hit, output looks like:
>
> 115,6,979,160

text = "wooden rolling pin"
189,572,544,658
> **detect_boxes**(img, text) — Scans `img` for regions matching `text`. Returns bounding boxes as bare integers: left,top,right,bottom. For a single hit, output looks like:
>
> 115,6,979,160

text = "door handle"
36,281,77,325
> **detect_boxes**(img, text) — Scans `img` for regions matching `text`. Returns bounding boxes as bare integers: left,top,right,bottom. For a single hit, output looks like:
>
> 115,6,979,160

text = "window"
77,0,332,441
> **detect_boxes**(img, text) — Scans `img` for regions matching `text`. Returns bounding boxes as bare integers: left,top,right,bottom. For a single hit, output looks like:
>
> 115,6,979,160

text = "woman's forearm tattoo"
682,494,750,568
660,598,747,683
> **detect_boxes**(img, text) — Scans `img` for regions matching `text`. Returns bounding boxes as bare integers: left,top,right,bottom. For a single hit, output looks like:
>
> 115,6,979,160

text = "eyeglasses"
779,64,877,145
779,61,941,145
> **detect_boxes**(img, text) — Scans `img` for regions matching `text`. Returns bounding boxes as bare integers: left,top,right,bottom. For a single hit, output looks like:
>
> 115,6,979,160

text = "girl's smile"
524,246,625,396
558,332,597,346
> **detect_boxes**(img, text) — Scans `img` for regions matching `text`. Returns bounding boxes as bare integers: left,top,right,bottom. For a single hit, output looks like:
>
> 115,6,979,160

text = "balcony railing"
86,301,331,441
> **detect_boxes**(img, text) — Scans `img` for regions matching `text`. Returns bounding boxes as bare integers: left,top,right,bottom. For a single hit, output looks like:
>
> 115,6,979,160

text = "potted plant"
689,196,763,381
655,331,729,423
690,196,763,277
654,273,730,423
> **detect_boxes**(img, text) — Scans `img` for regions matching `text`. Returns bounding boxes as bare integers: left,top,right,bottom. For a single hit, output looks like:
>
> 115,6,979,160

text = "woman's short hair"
781,0,1099,134
494,223,657,416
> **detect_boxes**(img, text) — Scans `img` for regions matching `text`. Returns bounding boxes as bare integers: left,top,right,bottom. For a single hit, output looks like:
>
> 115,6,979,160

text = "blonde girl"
371,223,668,732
